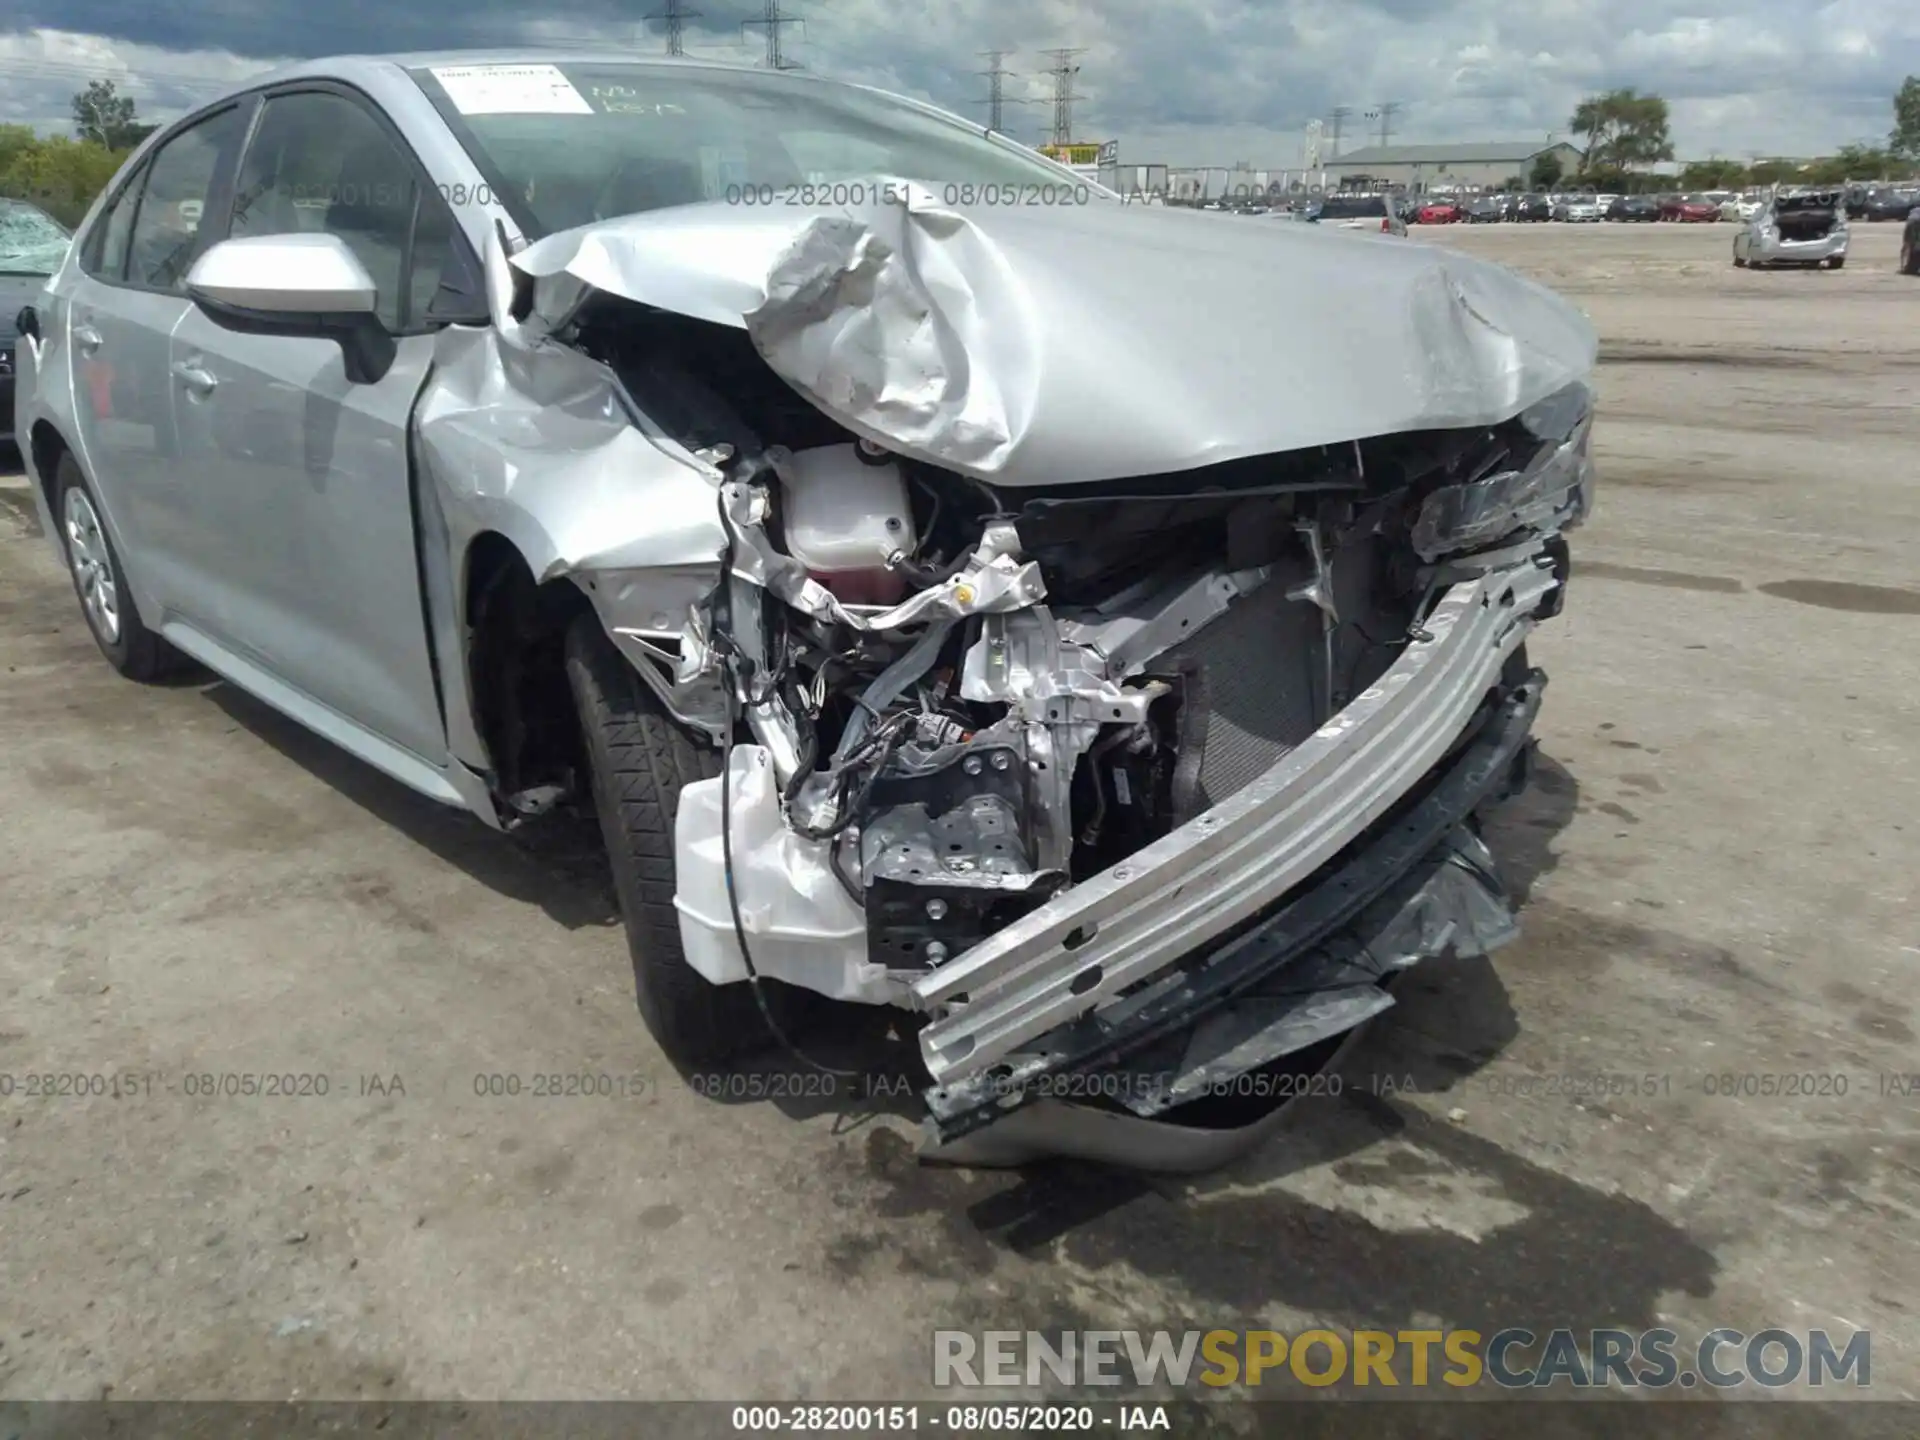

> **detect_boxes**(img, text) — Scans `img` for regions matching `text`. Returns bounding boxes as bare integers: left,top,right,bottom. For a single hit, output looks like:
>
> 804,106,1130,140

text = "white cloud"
0,28,287,134
1,0,1912,159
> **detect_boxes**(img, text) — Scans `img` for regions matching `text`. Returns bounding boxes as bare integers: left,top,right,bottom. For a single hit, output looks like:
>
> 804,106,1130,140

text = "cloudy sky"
1,0,1914,163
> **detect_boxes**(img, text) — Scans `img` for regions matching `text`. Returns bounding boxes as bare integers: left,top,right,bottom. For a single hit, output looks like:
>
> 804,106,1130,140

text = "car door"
167,84,481,764
64,104,248,617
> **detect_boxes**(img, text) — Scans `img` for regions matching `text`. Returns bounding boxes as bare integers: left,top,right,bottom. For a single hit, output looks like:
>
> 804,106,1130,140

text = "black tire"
563,612,771,1068
1902,238,1918,275
52,453,181,681
1826,256,1845,270
1733,252,1747,268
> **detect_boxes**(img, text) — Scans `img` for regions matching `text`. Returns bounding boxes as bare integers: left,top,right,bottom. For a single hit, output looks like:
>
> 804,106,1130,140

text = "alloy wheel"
63,485,121,645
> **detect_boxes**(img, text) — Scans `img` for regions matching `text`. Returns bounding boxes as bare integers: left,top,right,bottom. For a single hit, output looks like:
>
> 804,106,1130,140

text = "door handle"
73,323,103,354
170,360,217,396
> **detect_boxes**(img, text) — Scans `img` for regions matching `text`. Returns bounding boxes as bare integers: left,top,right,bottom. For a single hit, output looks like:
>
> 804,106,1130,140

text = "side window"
82,164,146,280
126,108,243,292
229,91,461,332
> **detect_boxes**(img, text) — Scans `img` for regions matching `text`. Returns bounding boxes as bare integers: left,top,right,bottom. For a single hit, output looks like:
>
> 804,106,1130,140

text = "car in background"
1900,204,1920,275
1719,194,1765,221
1510,193,1552,223
1465,195,1507,223
1415,199,1465,224
1292,192,1408,235
1859,187,1920,222
1661,194,1719,223
1606,195,1661,222
1732,188,1848,269
1,198,73,447
1551,194,1603,222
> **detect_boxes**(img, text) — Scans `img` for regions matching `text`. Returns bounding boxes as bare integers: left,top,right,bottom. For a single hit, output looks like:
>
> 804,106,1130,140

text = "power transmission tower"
975,49,1030,133
1038,48,1086,148
647,0,701,55
1365,100,1402,148
1327,105,1352,158
742,0,804,69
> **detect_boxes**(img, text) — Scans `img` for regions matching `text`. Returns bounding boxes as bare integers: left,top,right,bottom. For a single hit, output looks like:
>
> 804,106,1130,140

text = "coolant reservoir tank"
774,444,916,575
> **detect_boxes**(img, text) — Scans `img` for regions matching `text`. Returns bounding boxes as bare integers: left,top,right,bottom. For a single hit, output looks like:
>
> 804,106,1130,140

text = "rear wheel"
1825,256,1845,270
563,612,774,1068
1902,238,1918,275
52,454,181,681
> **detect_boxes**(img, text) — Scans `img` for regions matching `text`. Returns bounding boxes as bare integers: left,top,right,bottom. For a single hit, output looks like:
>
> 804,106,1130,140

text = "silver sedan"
13,53,1598,1166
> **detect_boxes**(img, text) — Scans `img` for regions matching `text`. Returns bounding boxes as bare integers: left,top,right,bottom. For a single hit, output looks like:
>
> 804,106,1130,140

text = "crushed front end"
485,186,1601,1164
665,389,1593,1154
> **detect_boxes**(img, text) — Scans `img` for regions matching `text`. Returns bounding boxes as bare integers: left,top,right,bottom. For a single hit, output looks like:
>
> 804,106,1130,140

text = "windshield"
0,199,71,275
411,61,1083,240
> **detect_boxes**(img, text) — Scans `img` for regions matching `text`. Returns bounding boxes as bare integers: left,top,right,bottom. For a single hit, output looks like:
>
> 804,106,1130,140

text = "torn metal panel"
416,324,730,584
412,321,740,755
1411,419,1596,561
509,180,1599,486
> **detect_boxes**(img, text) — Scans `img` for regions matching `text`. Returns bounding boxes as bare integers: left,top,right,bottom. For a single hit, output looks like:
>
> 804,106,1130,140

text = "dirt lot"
2,221,1917,1413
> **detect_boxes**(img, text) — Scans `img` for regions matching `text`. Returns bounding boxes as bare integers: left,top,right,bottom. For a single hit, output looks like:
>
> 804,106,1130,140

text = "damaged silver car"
14,55,1597,1167
1732,187,1849,269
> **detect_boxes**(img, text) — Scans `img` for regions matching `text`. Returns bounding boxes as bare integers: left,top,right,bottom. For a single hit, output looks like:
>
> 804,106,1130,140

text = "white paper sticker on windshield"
430,64,593,116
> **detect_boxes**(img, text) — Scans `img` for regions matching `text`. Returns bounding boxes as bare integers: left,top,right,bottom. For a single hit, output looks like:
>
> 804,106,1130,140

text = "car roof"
253,49,777,83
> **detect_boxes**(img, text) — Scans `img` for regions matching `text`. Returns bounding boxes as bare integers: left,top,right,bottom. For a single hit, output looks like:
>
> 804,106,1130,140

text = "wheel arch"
460,528,596,816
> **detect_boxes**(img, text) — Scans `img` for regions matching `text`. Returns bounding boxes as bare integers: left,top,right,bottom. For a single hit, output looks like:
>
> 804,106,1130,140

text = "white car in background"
1551,195,1603,223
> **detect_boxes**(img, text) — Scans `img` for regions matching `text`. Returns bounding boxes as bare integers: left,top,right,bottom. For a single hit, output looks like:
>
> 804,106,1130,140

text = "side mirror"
15,306,38,343
186,233,394,383
187,232,376,314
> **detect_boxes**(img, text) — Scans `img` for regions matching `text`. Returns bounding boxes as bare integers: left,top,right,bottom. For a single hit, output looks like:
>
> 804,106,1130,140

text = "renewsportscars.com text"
933,1327,1870,1390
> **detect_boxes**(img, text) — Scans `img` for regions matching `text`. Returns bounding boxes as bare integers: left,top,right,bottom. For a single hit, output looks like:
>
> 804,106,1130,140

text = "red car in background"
1416,200,1466,224
1661,194,1720,222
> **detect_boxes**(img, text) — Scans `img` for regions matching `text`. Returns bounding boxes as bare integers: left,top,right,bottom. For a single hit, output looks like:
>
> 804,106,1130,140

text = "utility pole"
1039,48,1086,148
1366,100,1402,148
647,0,700,55
742,0,803,69
1327,105,1352,159
975,49,1028,133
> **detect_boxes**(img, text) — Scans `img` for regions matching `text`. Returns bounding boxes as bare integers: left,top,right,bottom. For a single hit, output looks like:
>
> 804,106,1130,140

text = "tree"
1680,158,1748,190
72,79,155,150
1528,151,1564,190
1,135,129,228
1570,88,1675,173
1893,76,1920,161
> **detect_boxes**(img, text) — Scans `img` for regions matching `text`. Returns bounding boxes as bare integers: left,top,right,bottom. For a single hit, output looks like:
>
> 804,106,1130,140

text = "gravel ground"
0,220,1916,1415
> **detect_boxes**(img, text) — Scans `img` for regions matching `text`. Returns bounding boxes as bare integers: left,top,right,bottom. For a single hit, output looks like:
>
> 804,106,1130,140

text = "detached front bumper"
913,557,1557,1136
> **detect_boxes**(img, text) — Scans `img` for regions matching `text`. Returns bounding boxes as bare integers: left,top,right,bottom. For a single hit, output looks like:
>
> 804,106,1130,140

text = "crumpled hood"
511,179,1598,487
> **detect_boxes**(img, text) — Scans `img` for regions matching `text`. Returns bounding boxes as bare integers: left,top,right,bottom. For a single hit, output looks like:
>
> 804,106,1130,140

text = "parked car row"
1849,185,1920,222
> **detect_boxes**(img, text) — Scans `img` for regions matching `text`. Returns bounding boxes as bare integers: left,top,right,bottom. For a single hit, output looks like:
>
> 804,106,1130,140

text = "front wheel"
1901,238,1918,275
1825,256,1845,270
53,454,182,681
564,613,782,1068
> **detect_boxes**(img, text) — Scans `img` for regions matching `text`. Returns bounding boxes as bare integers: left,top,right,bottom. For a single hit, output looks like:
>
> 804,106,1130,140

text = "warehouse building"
1324,141,1585,193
